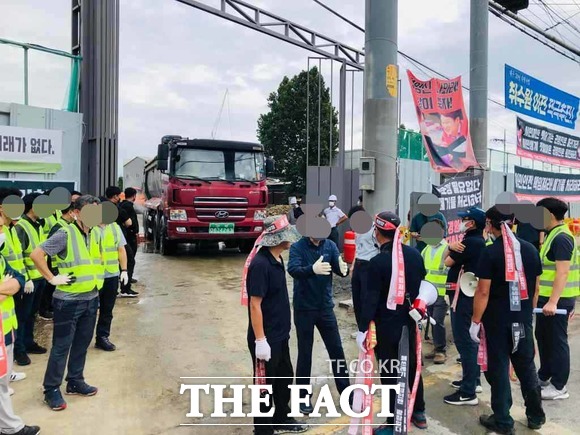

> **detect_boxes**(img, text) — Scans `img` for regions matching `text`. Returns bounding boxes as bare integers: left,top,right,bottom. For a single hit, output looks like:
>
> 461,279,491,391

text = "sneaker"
14,425,41,435
15,352,31,366
539,379,551,389
10,371,27,382
39,311,54,320
66,381,98,396
119,289,139,298
444,391,478,406
456,357,462,364
528,415,546,430
95,337,116,352
131,278,138,284
273,418,308,434
26,342,47,354
44,388,67,411
450,380,483,394
541,384,569,400
433,352,447,365
479,414,515,435
411,411,428,429
9,387,14,396
299,401,314,415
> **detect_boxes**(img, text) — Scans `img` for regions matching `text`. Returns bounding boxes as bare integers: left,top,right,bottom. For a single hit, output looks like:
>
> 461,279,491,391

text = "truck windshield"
173,148,265,182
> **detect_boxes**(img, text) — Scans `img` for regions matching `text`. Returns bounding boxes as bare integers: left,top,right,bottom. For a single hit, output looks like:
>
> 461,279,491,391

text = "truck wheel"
159,221,175,256
152,215,162,253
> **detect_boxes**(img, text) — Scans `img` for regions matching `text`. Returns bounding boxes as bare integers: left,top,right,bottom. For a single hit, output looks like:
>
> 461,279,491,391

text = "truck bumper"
166,220,264,241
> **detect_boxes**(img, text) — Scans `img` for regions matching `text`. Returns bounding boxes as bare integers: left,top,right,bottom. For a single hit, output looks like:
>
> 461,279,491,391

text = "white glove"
49,274,72,286
356,331,368,353
312,256,332,276
469,322,481,344
255,337,271,362
2,273,13,283
24,280,34,294
339,256,348,276
120,271,129,286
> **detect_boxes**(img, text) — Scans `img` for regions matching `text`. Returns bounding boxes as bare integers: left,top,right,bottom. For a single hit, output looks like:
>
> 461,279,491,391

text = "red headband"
265,215,289,234
374,215,398,231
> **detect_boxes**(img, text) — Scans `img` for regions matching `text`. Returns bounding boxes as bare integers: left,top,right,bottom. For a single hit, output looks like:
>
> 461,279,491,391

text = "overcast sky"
1,0,580,174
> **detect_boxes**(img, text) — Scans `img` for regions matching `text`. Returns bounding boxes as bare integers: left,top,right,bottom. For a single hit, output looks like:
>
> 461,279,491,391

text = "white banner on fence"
0,125,63,165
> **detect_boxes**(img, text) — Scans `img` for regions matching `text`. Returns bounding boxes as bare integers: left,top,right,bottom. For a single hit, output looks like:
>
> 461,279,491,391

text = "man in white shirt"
321,195,348,246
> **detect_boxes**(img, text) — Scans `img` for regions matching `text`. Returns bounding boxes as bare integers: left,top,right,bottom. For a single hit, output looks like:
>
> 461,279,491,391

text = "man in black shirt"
357,211,428,431
120,188,139,285
471,206,545,434
443,206,486,406
105,186,137,297
246,215,306,435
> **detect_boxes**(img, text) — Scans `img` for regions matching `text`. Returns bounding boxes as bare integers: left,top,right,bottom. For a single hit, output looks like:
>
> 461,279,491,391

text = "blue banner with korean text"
505,64,579,129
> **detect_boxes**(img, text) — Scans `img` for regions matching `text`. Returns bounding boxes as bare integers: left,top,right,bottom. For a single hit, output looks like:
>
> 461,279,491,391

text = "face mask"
357,201,362,206
459,221,470,233
329,201,335,208
0,232,5,248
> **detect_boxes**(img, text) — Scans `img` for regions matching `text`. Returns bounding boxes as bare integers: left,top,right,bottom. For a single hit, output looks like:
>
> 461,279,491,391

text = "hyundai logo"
215,210,229,219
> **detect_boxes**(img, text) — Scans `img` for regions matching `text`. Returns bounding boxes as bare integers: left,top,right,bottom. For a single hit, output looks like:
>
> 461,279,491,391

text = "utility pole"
470,0,489,206
363,0,398,216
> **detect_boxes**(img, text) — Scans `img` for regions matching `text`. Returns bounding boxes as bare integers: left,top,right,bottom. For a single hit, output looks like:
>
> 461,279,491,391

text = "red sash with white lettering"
407,323,423,429
501,223,528,302
477,324,488,372
349,322,377,435
388,227,406,310
255,359,267,393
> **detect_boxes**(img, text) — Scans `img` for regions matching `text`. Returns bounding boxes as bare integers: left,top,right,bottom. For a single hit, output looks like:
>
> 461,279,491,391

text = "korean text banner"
505,64,579,129
514,165,580,202
0,125,63,173
517,117,580,168
407,70,478,173
432,173,483,243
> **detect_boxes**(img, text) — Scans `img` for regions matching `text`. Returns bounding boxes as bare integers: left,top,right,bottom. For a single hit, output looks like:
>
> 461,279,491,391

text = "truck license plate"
209,223,235,234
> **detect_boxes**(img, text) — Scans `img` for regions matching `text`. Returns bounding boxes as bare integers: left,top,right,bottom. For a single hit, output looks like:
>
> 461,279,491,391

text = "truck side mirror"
265,157,275,175
157,144,169,171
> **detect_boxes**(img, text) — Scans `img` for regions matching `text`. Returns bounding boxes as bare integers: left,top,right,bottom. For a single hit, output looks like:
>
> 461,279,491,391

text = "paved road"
11,246,579,434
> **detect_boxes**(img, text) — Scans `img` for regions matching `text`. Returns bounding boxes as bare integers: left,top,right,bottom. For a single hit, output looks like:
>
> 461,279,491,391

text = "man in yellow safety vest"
535,197,580,401
421,219,449,364
30,195,102,411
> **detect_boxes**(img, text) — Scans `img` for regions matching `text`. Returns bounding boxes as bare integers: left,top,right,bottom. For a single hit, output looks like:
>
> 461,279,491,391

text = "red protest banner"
407,70,479,173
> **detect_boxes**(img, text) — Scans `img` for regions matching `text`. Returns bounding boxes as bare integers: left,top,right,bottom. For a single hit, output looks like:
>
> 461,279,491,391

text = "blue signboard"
505,64,579,129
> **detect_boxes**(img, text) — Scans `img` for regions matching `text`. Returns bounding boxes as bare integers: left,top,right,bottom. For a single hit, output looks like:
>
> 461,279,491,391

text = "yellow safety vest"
43,210,62,236
54,224,101,294
0,225,27,278
539,224,580,298
16,218,44,280
486,238,493,246
421,242,448,296
0,256,18,335
100,223,122,275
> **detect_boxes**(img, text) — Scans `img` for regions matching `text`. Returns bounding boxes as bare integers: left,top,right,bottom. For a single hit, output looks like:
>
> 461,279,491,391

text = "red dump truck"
143,136,273,255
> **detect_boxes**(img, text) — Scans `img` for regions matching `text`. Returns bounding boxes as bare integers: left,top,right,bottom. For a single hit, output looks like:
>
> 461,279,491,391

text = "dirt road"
11,245,580,434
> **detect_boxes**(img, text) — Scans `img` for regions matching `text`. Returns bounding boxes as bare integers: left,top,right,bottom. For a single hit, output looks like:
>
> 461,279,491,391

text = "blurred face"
441,115,461,136
71,194,81,203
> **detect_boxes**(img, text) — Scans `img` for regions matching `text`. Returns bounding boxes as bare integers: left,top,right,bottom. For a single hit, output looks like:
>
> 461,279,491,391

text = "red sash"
477,324,488,372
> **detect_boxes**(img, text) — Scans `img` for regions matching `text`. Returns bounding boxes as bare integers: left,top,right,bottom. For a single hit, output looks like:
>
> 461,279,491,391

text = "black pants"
483,317,544,430
375,319,425,425
121,238,137,292
328,227,339,247
248,339,293,435
294,308,350,398
351,260,370,330
14,278,46,354
427,295,448,353
40,263,56,315
449,292,480,396
96,276,119,339
535,296,576,390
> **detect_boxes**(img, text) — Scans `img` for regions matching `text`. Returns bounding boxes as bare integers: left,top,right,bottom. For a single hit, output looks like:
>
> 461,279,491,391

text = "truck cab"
144,136,273,254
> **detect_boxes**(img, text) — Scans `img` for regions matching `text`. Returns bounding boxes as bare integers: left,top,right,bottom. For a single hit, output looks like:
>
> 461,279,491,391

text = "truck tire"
159,219,175,256
152,214,162,253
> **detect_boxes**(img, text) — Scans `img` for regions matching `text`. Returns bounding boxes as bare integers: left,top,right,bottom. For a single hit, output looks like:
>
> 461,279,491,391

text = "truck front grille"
194,197,249,222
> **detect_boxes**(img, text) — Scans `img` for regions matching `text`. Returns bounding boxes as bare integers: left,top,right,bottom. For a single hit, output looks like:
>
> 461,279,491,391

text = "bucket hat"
258,215,301,247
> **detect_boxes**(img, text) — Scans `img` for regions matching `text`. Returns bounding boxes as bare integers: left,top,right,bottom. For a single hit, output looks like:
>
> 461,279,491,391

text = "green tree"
117,176,124,190
257,67,338,194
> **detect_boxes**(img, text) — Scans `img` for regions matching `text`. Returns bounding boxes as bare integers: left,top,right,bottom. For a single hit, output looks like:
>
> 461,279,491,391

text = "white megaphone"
459,272,479,297
409,280,439,322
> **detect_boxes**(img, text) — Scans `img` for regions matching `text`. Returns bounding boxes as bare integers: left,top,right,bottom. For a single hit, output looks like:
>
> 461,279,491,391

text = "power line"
538,0,580,34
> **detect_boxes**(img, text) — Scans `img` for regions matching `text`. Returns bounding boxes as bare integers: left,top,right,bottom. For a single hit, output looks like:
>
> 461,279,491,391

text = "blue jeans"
14,278,46,354
449,292,480,396
43,297,99,389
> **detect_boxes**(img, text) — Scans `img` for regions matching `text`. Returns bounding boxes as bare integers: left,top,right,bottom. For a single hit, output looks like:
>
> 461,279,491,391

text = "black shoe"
119,289,139,298
44,387,67,411
479,414,515,435
39,311,54,321
26,343,47,354
66,380,98,396
15,352,31,366
14,425,41,435
527,415,546,430
444,391,478,406
299,401,314,415
131,278,138,284
95,337,116,351
273,418,308,434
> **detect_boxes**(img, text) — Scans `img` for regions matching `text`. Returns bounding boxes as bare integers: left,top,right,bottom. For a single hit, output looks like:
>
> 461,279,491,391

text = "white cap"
328,194,337,201
289,197,297,205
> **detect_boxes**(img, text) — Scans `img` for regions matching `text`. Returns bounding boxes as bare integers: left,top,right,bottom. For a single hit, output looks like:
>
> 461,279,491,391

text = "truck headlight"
170,209,187,221
254,210,267,221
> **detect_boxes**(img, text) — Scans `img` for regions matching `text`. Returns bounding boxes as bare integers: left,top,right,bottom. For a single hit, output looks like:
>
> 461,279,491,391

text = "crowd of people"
0,186,142,435
248,196,579,435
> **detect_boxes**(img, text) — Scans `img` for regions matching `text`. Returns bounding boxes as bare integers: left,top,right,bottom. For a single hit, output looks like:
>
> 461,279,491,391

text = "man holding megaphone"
471,206,545,434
